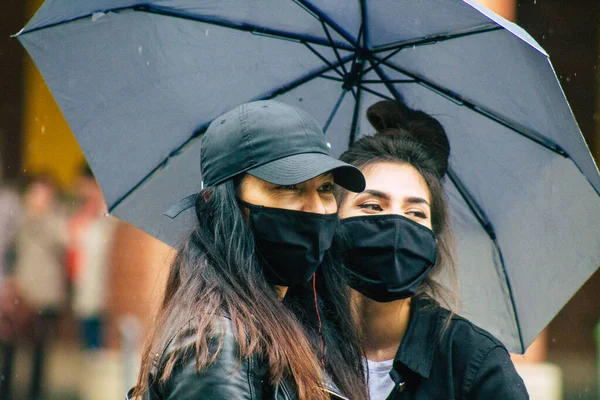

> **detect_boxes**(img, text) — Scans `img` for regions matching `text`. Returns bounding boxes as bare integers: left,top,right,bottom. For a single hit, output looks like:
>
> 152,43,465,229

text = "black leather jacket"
127,316,348,399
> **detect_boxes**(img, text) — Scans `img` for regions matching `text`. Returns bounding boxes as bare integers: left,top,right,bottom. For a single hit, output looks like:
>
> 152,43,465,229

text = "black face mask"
340,214,438,302
240,200,338,286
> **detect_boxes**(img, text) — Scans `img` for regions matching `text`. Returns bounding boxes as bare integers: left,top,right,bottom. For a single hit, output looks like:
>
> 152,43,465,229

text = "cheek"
239,179,271,206
337,198,358,218
324,196,338,214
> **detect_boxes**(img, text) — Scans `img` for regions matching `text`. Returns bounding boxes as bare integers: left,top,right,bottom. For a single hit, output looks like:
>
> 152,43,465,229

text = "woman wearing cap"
131,101,368,399
335,100,528,399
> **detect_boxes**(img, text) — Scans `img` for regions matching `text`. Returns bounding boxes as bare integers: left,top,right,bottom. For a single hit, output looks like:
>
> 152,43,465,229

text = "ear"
202,190,213,202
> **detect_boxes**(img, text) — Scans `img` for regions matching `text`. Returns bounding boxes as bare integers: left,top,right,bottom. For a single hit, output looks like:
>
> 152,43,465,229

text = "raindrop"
566,76,571,83
533,0,536,4
542,34,546,39
41,125,46,134
138,46,143,55
13,298,19,305
146,61,150,67
205,29,209,37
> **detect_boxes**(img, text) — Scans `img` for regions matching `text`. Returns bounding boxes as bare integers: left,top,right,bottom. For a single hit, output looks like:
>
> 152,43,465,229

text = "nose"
301,191,329,214
389,204,404,217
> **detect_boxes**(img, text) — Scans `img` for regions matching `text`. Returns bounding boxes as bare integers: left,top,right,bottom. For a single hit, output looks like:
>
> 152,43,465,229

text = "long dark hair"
135,177,330,399
284,252,369,399
338,100,458,309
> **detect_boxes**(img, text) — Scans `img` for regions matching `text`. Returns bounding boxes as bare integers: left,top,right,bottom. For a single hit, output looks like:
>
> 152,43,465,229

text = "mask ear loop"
312,274,325,368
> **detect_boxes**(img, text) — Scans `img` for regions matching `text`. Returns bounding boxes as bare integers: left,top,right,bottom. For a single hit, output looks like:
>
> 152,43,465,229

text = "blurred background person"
0,155,24,400
0,156,20,279
11,173,68,400
68,165,116,352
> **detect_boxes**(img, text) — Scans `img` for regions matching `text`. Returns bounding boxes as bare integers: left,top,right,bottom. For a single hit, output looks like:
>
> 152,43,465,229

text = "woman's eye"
276,184,298,191
407,210,427,219
318,183,335,194
359,203,383,212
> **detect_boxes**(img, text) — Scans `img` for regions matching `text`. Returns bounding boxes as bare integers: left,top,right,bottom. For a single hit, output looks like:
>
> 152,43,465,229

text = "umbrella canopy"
18,0,600,354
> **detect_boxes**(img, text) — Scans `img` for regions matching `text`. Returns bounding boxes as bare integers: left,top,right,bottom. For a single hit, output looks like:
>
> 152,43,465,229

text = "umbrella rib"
323,89,348,134
372,24,502,53
303,43,345,78
348,23,365,83
447,169,525,353
19,5,352,51
374,57,568,157
292,0,358,47
266,54,353,99
359,45,404,79
133,5,355,51
320,20,349,76
349,61,365,146
367,59,405,103
320,75,344,82
347,0,367,144
361,79,415,84
360,0,369,48
108,56,353,214
357,85,393,100
17,6,138,35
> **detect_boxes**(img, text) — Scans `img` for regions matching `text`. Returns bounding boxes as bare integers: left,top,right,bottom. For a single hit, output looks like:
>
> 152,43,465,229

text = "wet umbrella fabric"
17,0,600,354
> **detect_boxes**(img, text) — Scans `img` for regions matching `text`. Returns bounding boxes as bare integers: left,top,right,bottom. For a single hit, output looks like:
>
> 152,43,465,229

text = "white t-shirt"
365,358,395,400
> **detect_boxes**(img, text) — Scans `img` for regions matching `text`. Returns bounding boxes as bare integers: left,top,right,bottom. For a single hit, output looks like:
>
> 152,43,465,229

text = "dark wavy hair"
337,100,458,309
135,175,368,399
284,252,369,399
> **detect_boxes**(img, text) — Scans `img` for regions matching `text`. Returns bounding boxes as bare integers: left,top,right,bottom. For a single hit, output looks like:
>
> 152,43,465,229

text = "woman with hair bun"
336,100,529,399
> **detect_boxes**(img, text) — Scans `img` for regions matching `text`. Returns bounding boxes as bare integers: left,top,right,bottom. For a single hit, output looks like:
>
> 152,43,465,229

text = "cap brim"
247,153,365,192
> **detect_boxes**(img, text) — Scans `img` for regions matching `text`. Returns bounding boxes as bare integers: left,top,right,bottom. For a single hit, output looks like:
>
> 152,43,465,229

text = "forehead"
361,162,430,202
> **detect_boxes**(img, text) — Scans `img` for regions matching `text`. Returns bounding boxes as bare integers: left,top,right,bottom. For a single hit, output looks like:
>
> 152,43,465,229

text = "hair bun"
366,100,450,177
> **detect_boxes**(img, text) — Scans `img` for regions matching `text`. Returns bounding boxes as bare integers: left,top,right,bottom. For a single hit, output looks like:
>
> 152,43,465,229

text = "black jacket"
128,316,348,400
383,297,529,400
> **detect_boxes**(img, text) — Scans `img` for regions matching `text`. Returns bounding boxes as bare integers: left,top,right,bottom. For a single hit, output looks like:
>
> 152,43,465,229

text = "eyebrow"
357,189,391,200
405,197,430,207
355,190,430,207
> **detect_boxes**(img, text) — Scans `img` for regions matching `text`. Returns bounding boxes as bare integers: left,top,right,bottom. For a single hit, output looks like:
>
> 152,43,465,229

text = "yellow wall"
476,0,516,21
22,0,85,188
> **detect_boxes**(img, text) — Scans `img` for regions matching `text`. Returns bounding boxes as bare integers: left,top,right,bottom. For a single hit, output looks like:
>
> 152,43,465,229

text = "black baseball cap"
164,101,365,219
201,100,365,191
